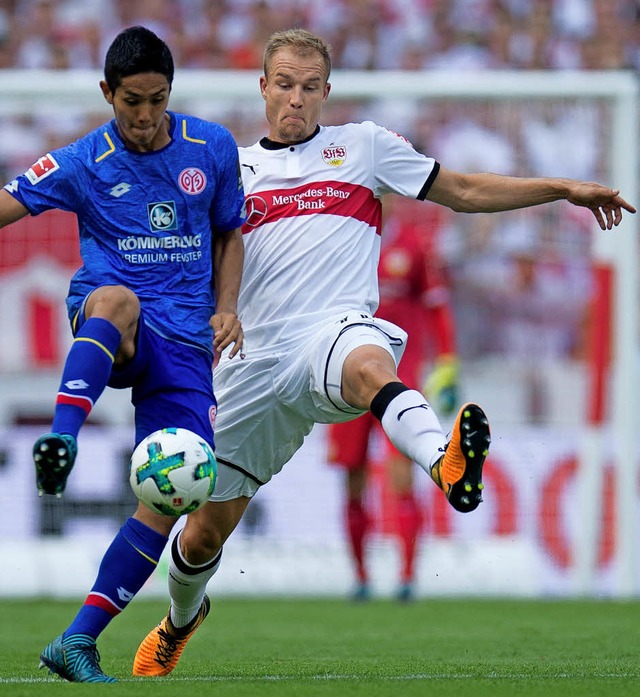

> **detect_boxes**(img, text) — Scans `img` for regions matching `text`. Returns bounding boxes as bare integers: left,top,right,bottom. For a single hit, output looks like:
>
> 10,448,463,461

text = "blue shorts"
73,305,216,450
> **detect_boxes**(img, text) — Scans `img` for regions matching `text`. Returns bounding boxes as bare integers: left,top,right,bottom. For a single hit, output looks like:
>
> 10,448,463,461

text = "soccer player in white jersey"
131,28,635,676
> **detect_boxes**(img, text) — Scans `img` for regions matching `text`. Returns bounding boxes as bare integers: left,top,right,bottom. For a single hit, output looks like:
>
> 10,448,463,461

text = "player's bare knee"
342,353,398,409
185,539,221,566
357,357,392,385
182,518,223,564
87,285,140,329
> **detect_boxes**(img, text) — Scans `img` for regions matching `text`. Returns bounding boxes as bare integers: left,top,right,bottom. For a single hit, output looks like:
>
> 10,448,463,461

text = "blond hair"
263,28,332,81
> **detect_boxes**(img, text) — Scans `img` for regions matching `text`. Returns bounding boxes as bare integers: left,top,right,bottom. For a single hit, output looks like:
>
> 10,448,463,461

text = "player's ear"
324,82,331,101
99,80,114,105
259,75,268,101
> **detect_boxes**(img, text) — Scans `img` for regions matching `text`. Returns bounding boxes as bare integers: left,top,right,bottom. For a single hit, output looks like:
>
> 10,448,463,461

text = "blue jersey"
4,111,246,354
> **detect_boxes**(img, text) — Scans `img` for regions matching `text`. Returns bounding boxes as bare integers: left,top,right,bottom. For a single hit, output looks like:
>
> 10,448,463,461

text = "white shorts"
210,311,407,500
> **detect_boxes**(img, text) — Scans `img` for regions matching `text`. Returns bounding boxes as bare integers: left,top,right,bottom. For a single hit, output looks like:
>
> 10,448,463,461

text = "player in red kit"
328,197,458,601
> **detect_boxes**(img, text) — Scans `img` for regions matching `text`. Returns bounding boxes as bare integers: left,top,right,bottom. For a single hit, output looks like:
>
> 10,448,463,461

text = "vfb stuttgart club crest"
322,145,347,167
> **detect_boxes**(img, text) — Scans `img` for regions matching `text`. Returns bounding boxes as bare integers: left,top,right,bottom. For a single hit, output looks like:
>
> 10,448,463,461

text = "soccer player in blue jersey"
0,26,246,682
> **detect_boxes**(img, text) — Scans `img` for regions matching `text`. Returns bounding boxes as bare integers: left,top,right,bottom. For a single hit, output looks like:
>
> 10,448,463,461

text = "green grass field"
1,597,638,696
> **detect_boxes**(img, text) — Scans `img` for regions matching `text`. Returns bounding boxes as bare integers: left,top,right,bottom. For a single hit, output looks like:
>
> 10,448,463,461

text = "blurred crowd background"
0,0,637,427
0,1,636,585
0,0,637,72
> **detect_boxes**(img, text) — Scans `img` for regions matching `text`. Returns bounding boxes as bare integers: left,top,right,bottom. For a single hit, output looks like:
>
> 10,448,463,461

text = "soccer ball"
129,427,217,516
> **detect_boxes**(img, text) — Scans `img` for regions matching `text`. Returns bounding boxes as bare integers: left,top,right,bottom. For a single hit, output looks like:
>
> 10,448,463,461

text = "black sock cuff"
370,382,410,422
171,532,223,575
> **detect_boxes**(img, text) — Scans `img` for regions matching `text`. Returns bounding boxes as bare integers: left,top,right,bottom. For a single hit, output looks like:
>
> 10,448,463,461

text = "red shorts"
327,412,378,470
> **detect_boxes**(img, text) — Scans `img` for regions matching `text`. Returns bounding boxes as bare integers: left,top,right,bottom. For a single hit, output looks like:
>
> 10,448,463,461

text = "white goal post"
0,69,637,597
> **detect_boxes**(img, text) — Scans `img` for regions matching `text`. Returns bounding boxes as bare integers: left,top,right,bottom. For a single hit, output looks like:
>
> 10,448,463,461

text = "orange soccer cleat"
133,595,211,677
433,403,491,513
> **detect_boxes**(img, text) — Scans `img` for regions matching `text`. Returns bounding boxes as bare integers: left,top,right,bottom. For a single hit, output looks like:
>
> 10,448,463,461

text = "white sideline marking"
1,672,638,684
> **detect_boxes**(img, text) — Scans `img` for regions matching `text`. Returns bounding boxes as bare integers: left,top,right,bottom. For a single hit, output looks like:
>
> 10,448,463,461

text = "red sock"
346,499,370,583
396,493,422,584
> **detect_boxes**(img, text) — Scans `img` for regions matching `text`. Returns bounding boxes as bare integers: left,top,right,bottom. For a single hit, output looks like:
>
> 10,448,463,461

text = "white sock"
168,531,222,628
379,389,446,474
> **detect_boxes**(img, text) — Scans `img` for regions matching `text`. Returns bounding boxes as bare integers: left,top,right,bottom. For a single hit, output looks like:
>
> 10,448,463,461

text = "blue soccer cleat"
39,633,117,683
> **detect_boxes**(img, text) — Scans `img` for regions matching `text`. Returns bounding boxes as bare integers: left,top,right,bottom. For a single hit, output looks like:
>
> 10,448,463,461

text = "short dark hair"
264,28,332,82
104,26,174,93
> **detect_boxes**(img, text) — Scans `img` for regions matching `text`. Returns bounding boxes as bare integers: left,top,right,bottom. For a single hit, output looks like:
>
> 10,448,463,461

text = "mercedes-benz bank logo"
147,201,178,232
245,194,268,227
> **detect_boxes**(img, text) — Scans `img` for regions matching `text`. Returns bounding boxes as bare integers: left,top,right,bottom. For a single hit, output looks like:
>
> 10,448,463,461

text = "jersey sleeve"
5,145,86,216
368,121,439,200
208,127,247,234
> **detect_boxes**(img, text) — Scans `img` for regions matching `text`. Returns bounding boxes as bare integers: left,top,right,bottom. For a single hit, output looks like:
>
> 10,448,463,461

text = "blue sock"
52,318,121,437
63,518,168,640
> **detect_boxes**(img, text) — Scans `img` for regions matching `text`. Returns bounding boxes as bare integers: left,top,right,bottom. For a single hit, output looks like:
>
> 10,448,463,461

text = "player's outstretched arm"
565,182,636,230
212,226,244,359
0,189,30,229
427,167,636,229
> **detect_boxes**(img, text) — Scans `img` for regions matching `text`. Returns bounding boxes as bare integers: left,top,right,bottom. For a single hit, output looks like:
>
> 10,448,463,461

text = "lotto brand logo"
64,379,89,390
244,195,268,227
25,153,60,184
322,145,347,167
147,201,178,231
110,182,132,198
117,587,134,602
179,167,207,195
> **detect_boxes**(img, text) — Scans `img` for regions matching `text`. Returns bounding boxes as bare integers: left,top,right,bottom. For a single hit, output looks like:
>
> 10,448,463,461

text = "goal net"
0,69,637,599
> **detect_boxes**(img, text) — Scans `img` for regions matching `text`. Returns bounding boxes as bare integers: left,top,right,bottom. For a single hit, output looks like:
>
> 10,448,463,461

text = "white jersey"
237,121,439,352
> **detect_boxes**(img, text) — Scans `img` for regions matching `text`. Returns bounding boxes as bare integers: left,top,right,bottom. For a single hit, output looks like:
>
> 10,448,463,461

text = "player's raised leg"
369,383,490,513
341,343,490,513
34,285,140,497
33,316,122,496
